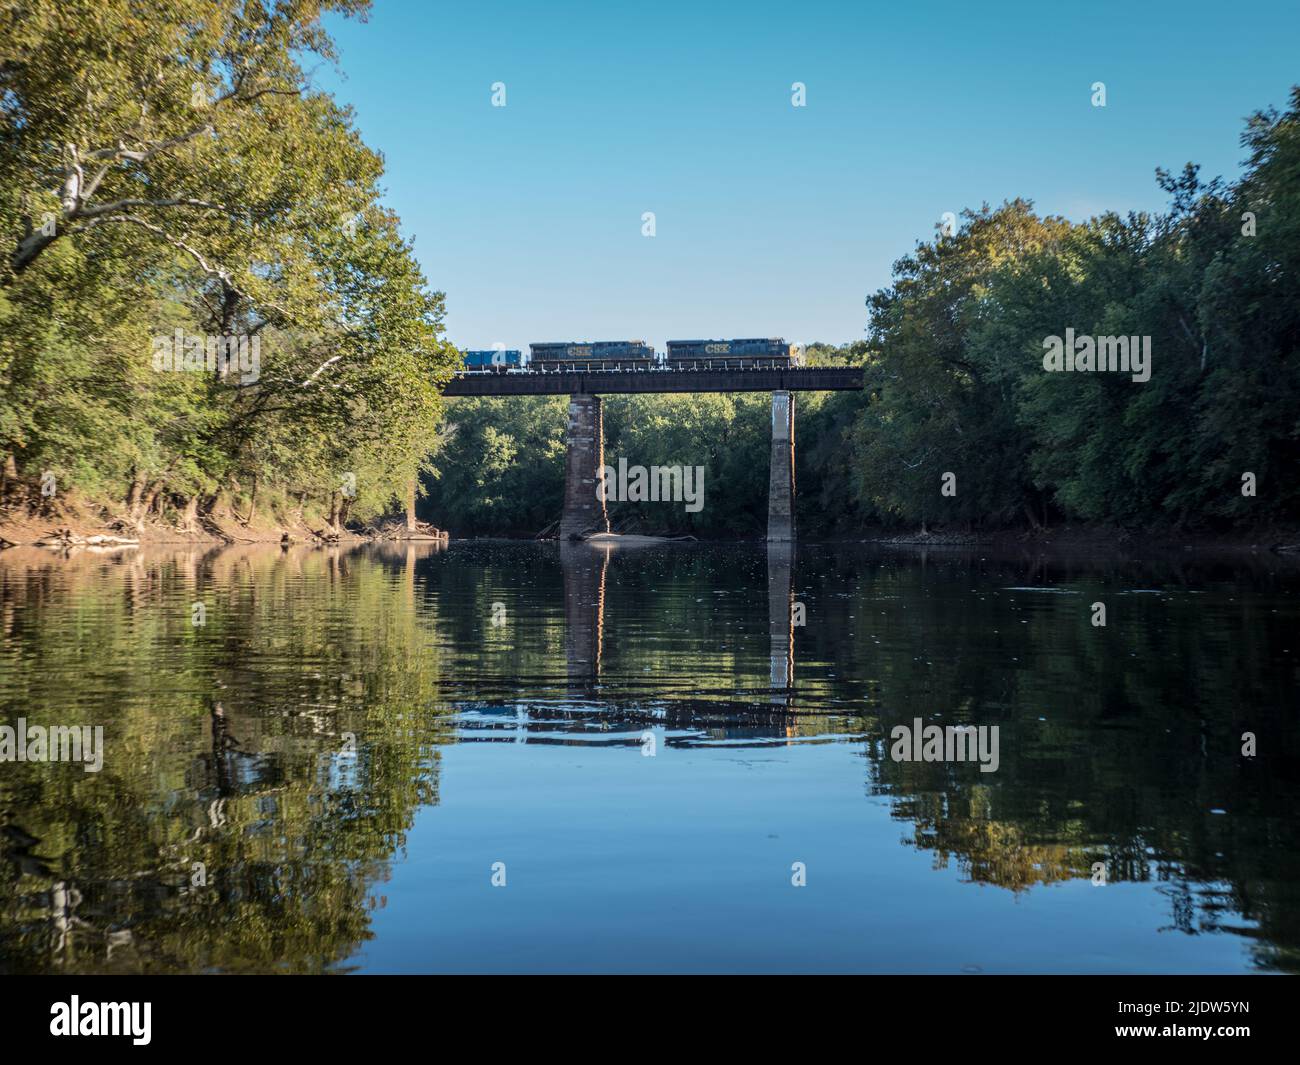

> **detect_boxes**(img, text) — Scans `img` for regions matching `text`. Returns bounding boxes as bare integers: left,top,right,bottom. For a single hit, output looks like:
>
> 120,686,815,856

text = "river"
0,540,1296,973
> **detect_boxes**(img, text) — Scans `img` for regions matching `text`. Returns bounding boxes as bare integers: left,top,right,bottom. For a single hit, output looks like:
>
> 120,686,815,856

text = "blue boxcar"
463,349,523,370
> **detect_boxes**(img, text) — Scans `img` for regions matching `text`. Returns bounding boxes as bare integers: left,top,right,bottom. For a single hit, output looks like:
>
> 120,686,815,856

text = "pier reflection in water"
559,541,608,692
768,542,794,707
0,540,1297,973
553,538,805,733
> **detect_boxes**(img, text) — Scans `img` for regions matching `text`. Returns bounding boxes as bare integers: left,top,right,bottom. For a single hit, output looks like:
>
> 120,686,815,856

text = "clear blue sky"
317,0,1300,353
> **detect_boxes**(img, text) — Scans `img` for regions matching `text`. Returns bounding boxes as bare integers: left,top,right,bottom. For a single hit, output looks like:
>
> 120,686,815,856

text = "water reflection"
768,542,794,706
559,540,609,691
0,540,1297,973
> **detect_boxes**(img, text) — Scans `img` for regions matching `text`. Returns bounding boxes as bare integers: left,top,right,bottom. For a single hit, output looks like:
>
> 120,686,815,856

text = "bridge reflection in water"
559,540,610,694
767,542,794,709
557,540,798,714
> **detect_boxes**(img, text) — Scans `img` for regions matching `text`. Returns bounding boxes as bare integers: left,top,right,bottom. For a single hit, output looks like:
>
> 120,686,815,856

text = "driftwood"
881,530,983,546
364,517,449,541
34,528,140,548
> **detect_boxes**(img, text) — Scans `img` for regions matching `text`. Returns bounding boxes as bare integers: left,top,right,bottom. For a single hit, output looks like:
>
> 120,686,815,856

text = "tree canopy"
1,0,460,532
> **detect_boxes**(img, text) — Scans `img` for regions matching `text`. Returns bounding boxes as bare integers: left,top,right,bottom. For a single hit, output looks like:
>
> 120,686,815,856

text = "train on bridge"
460,339,800,373
529,340,656,371
665,338,794,368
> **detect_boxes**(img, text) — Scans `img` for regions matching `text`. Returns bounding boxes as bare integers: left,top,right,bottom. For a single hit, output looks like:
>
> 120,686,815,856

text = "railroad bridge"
443,365,864,541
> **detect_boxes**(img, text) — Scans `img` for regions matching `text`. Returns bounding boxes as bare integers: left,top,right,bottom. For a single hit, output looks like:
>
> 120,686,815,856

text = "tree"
0,0,461,529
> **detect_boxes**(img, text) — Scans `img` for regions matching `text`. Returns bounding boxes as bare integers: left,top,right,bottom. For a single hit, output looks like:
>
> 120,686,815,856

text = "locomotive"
665,338,796,367
462,349,524,372
462,337,799,373
528,340,655,371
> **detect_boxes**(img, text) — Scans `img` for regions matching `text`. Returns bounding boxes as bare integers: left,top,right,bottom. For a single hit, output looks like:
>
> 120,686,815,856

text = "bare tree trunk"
244,473,258,526
124,471,145,530
178,495,199,532
130,479,163,530
201,490,220,522
1,450,18,500
405,478,417,532
10,222,60,277
216,284,239,384
218,283,239,337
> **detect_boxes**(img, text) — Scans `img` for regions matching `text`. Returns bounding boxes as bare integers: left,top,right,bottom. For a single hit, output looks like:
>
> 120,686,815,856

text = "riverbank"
0,494,446,550
5,495,1296,556
866,525,1300,555
550,525,1300,556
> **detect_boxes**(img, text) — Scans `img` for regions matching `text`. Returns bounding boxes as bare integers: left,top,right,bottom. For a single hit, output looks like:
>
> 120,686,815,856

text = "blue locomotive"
528,340,655,370
463,349,524,372
665,338,795,366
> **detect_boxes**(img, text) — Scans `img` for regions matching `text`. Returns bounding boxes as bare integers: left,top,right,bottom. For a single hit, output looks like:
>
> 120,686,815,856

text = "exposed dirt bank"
0,494,447,550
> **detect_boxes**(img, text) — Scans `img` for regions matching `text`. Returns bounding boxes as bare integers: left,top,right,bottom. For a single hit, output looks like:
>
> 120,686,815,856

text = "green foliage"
844,94,1300,532
0,0,460,528
3,4,1295,539
425,397,567,534
604,393,771,536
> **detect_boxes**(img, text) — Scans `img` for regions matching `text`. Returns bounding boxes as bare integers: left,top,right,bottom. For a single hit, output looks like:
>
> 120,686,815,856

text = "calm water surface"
1,540,1297,973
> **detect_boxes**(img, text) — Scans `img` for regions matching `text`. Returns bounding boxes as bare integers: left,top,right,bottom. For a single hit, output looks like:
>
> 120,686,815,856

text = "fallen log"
34,529,140,547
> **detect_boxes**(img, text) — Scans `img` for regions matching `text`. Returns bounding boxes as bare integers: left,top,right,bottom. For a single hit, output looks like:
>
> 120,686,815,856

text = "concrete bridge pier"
560,394,610,539
767,390,795,543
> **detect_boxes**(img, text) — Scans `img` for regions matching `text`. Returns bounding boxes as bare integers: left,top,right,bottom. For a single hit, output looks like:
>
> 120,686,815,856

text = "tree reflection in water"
0,541,1296,972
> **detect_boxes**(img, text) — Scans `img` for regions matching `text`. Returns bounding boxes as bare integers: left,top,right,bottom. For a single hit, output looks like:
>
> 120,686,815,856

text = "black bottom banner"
1,973,1286,1053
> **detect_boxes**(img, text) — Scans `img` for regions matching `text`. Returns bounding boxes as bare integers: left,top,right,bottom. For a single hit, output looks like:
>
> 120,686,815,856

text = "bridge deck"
443,366,863,396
